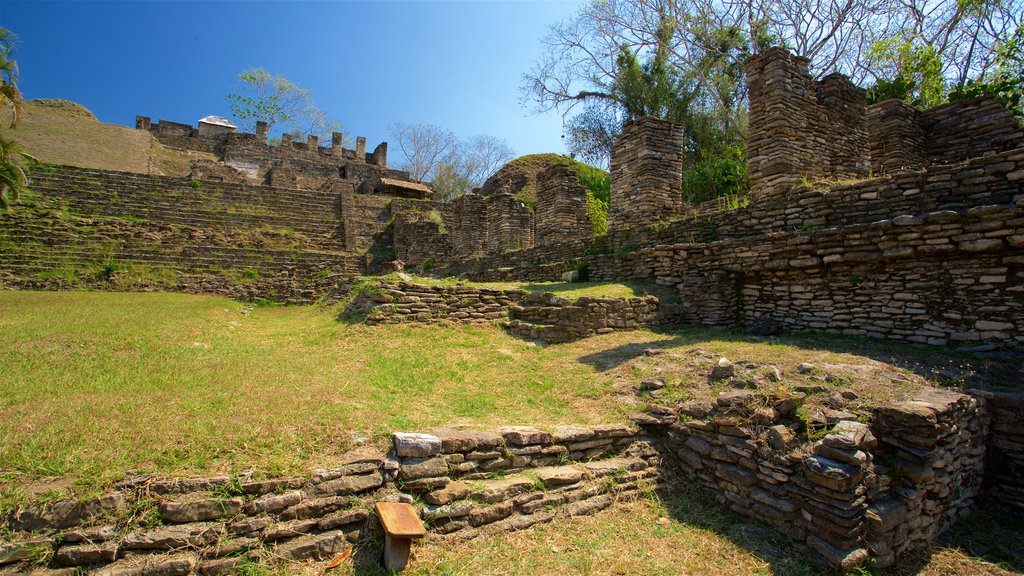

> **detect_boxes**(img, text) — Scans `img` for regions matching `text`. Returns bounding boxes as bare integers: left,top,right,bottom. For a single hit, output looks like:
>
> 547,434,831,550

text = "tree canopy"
226,68,341,141
0,27,38,212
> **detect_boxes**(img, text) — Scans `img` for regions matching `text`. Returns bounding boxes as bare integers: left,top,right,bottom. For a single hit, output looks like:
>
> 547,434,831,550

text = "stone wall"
0,424,658,574
868,96,1024,174
485,193,535,254
637,387,987,569
0,165,360,303
971,390,1024,510
505,292,681,343
534,164,592,245
346,281,677,341
609,117,686,229
745,47,869,195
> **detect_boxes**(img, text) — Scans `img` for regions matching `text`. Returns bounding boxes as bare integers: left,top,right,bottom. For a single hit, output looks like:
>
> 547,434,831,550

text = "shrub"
188,179,201,189
682,153,748,204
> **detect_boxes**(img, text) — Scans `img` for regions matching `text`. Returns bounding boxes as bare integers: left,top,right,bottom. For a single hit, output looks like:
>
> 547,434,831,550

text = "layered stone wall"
0,424,658,574
485,193,535,254
609,117,686,229
0,165,359,303
638,387,987,569
535,164,592,245
868,96,1024,174
346,281,676,341
745,48,869,195
971,390,1024,509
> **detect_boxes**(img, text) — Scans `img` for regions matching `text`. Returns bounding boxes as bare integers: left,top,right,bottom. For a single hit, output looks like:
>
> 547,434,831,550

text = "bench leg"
383,534,412,572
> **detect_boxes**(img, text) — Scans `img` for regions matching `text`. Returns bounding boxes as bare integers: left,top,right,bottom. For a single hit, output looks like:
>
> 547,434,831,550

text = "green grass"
0,291,623,511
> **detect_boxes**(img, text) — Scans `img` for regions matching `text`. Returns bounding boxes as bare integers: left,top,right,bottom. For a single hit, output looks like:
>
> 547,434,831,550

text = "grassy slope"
4,99,213,175
374,274,678,301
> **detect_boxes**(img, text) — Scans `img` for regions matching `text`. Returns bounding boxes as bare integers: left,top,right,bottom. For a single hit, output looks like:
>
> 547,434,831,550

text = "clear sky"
0,0,585,160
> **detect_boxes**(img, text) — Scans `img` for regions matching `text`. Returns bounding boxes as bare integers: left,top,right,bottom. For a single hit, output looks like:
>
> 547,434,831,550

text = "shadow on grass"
575,325,1023,391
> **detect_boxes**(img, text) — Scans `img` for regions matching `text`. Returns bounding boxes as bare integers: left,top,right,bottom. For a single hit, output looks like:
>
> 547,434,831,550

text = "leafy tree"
226,68,341,141
0,27,38,212
949,25,1024,120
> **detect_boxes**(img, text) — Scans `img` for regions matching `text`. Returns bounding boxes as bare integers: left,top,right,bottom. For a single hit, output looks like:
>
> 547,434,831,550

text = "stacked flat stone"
2,449,387,574
391,425,660,538
358,282,522,325
486,192,535,254
745,47,868,196
535,164,593,246
969,390,1024,509
448,193,489,258
643,386,989,570
868,389,987,563
506,292,666,342
609,116,686,231
867,99,929,174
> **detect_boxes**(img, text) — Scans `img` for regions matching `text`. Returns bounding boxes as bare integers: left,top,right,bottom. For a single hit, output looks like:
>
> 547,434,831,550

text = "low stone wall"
391,425,659,538
506,292,680,343
353,282,522,325
349,281,678,341
636,387,988,569
0,424,658,575
972,390,1024,509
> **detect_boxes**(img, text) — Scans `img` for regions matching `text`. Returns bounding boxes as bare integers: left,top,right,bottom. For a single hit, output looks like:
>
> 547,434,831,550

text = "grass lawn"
1,290,1020,575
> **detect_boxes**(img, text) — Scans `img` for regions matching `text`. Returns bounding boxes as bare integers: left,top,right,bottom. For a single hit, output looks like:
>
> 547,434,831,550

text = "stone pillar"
867,100,926,174
486,193,534,253
356,137,367,161
535,164,592,246
307,135,319,149
744,47,868,196
331,131,343,155
256,121,269,143
608,116,686,231
373,142,388,168
135,116,152,131
281,133,293,145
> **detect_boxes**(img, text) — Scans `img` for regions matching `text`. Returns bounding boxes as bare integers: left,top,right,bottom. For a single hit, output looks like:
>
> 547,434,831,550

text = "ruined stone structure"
0,423,659,574
534,164,593,245
745,47,869,195
609,116,686,228
2,385,1022,572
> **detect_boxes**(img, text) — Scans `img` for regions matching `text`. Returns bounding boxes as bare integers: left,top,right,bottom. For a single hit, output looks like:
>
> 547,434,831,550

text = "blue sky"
1,0,584,160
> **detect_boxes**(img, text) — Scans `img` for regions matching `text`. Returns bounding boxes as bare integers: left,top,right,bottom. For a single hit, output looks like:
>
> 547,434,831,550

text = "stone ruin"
2,44,1024,573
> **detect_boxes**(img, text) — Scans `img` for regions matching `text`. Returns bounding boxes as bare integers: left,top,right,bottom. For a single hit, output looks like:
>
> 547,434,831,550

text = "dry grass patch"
3,99,212,175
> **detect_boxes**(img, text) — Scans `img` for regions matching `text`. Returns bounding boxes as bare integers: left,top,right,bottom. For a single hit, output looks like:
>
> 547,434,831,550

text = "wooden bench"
374,502,426,571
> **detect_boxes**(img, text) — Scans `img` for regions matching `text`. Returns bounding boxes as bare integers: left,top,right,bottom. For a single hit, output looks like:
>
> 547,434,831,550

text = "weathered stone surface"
8,493,125,531
553,425,594,443
535,466,585,488
121,522,223,550
54,540,118,566
393,432,442,458
93,552,197,576
317,508,369,531
61,525,118,543
422,501,474,521
272,530,347,561
243,490,302,515
308,471,383,496
0,539,51,566
767,424,796,451
468,500,515,526
711,358,736,379
197,557,245,576
160,497,242,523
470,477,536,504
803,455,864,492
498,426,553,446
424,481,471,505
279,496,348,521
401,457,448,480
263,518,320,541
